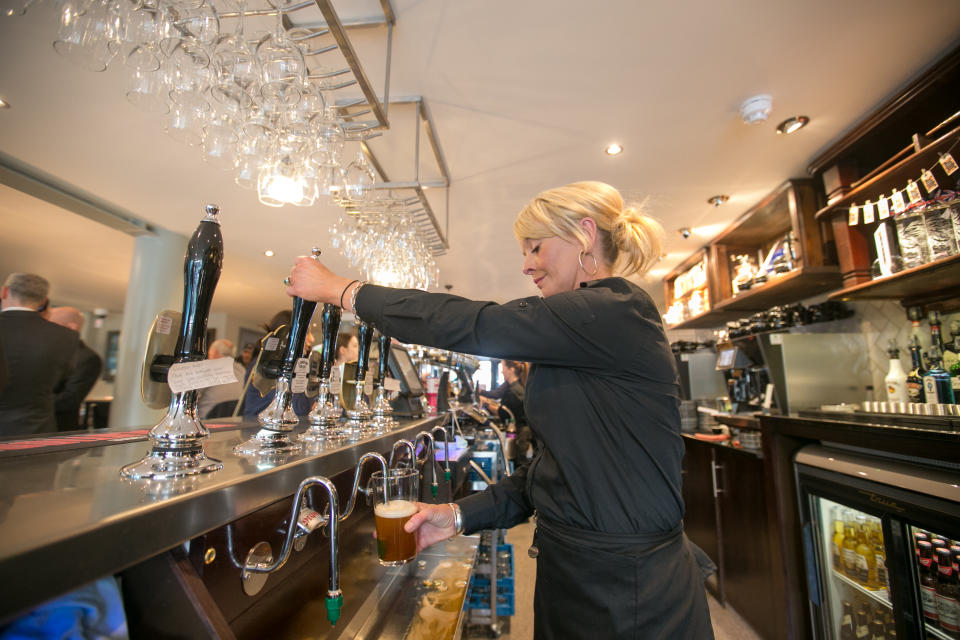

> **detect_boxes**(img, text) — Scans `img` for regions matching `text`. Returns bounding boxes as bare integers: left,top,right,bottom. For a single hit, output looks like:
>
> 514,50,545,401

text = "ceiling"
1,0,959,329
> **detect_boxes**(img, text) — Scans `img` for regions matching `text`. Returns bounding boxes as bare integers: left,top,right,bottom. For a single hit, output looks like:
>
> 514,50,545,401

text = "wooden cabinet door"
716,447,777,639
681,439,721,576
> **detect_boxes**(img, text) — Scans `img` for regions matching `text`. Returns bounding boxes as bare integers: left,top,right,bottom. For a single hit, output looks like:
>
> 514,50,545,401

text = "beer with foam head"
374,499,418,565
370,468,419,566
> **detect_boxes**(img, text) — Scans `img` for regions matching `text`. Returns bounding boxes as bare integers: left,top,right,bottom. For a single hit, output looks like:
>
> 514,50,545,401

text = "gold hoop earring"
578,250,599,276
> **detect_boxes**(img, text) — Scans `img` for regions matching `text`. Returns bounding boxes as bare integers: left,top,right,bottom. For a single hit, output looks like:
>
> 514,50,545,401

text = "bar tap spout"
241,475,342,625
339,452,387,521
414,431,439,498
431,425,452,484
303,302,343,442
389,439,416,468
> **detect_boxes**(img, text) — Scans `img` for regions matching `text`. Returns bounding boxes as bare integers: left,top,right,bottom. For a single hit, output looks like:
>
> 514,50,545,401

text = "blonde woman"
285,181,713,639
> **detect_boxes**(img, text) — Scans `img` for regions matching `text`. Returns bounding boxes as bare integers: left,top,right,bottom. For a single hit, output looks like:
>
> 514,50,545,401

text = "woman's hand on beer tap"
404,502,457,552
285,256,354,308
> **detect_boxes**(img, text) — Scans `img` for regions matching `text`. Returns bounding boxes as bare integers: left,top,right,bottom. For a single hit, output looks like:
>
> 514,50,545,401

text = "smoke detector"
739,94,773,125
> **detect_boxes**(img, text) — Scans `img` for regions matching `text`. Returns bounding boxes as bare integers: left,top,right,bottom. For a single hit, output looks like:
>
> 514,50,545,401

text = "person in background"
237,343,254,370
334,330,359,366
482,360,534,460
242,310,314,418
197,338,247,419
47,307,103,431
0,273,78,437
284,181,714,638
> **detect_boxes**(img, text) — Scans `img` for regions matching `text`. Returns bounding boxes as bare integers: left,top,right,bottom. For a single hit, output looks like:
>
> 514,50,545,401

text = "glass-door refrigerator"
795,444,960,639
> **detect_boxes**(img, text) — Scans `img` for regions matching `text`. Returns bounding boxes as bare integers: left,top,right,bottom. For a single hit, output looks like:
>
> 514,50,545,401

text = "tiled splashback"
666,299,960,402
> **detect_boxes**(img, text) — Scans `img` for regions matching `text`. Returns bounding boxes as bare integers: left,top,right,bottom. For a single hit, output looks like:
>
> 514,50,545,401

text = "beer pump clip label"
862,201,875,224
329,366,342,395
291,357,309,393
848,204,859,226
167,357,240,393
264,336,280,351
384,377,401,392
891,190,906,213
155,314,174,335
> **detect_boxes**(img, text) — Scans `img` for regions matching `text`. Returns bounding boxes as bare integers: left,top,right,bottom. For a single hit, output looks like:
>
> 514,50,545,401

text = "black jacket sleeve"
457,461,534,533
354,283,661,373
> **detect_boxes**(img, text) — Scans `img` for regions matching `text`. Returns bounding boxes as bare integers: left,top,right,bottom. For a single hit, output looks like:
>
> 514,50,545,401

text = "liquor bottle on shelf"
919,540,940,625
840,600,856,640
906,335,927,404
943,320,960,368
869,619,886,640
935,547,960,639
923,346,956,405
884,341,908,404
930,311,946,354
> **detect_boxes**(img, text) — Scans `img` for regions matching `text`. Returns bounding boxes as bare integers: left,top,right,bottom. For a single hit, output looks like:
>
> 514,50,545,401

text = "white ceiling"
1,0,959,329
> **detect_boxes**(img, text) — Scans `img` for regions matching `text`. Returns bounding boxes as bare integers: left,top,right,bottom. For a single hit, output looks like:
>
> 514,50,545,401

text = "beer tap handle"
375,331,390,387
281,296,317,379
355,321,374,381
318,304,342,381
174,204,223,363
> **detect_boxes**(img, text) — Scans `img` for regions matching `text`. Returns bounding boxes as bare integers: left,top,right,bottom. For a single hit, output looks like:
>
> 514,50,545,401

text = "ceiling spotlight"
739,94,772,125
707,195,730,207
264,249,275,257
678,227,692,239
776,115,809,135
605,143,623,156
0,97,9,109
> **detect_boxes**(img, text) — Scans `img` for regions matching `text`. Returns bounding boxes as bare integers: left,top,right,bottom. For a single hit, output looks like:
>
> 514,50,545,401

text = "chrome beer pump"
238,452,387,626
342,320,374,433
302,303,343,442
235,249,320,456
121,205,224,480
368,331,398,432
413,430,440,499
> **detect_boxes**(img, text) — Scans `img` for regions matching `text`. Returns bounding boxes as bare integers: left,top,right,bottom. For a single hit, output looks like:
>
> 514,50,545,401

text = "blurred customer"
237,342,254,369
334,330,358,366
197,339,246,419
243,310,313,418
0,274,78,436
47,307,103,431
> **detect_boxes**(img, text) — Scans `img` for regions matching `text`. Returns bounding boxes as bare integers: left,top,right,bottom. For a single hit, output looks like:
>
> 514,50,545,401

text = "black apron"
532,517,715,640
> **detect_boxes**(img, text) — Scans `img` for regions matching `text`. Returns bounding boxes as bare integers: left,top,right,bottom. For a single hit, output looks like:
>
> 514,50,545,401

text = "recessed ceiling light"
707,195,730,207
264,249,275,257
0,97,10,109
678,227,691,239
776,115,809,135
605,143,623,156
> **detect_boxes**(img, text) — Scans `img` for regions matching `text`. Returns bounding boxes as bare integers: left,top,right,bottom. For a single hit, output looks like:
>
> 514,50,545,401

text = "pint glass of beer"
371,468,419,566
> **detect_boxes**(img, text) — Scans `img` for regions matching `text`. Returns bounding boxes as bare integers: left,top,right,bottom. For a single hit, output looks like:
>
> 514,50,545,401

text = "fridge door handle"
711,460,724,497
801,522,822,607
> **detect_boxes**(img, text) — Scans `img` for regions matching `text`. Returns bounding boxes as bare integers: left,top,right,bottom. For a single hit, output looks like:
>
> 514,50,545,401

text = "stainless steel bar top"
332,535,480,640
0,416,442,623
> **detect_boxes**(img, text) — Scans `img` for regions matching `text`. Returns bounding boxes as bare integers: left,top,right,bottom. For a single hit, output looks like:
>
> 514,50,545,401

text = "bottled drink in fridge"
936,547,960,638
840,600,856,640
919,541,940,624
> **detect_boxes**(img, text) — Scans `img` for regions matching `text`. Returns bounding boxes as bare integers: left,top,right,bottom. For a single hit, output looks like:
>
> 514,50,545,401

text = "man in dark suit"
48,306,103,431
0,273,78,437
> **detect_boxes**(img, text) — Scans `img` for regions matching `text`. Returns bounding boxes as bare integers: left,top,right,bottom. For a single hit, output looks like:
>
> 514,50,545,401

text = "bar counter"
0,415,447,632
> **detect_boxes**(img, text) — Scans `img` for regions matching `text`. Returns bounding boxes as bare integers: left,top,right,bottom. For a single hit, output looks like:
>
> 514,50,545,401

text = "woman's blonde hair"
513,181,663,276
